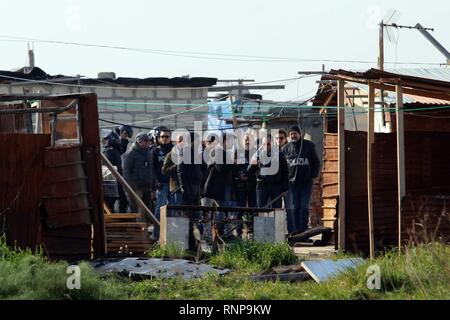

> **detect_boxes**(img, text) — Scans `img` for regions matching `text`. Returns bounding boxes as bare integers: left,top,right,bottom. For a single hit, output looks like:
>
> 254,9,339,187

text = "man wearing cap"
282,126,320,233
123,132,157,215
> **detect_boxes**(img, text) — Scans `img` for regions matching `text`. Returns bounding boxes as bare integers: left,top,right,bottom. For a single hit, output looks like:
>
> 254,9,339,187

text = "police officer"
282,126,320,233
102,131,123,212
152,127,173,240
248,134,289,208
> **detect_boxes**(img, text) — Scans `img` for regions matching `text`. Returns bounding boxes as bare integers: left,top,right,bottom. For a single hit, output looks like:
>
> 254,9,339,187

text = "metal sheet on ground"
93,257,230,280
301,258,365,283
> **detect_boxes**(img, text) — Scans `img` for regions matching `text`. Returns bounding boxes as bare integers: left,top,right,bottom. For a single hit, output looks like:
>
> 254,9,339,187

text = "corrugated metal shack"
0,93,105,261
314,68,450,256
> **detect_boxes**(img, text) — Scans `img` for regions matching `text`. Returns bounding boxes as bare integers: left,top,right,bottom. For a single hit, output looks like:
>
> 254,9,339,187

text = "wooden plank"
77,94,106,258
337,79,346,251
367,83,375,260
104,202,113,215
101,152,160,227
396,85,406,249
159,205,167,245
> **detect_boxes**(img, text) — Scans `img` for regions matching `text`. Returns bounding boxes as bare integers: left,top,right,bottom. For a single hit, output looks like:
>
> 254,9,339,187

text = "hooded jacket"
282,139,320,185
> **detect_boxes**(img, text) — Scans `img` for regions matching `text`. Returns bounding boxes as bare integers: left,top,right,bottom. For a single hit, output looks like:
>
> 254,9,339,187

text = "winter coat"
153,143,173,184
123,143,157,190
177,146,204,203
119,138,129,155
282,139,320,185
203,148,236,201
103,144,123,174
233,148,257,192
247,148,289,192
162,151,180,193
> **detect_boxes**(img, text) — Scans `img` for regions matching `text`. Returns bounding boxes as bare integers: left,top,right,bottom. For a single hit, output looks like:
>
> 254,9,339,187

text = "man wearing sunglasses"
275,129,288,150
152,129,173,240
123,132,157,217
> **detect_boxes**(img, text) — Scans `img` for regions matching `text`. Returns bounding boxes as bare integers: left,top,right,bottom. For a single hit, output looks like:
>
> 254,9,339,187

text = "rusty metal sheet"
0,103,30,133
43,146,92,227
0,133,50,249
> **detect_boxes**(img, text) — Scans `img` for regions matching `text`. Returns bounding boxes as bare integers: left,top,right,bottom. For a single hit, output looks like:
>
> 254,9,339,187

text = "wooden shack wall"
345,131,450,254
0,93,105,260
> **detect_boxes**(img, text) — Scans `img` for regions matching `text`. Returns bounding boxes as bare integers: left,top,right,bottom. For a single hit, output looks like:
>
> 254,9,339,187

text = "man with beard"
282,126,320,234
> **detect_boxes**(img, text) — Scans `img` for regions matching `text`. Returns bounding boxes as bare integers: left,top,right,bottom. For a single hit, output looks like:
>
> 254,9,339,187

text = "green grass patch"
148,243,193,260
1,235,449,300
0,236,130,300
208,240,298,273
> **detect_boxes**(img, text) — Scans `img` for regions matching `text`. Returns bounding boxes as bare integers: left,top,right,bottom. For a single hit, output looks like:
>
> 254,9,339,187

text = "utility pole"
27,42,35,69
378,21,384,71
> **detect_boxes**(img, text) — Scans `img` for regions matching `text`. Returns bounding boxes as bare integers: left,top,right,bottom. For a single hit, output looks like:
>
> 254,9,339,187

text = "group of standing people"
102,124,320,243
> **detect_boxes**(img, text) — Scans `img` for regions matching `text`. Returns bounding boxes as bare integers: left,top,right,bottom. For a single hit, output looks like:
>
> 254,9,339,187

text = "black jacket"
234,148,257,192
153,143,173,184
103,144,123,174
119,138,129,155
247,149,289,192
123,144,157,190
282,139,320,185
203,148,236,201
177,146,204,203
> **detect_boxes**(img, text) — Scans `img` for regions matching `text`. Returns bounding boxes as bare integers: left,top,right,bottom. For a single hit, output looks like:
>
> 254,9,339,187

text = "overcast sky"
1,0,449,101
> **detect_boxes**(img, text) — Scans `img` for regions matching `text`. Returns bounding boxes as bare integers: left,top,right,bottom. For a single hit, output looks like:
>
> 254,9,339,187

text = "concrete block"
114,88,135,98
272,209,287,243
254,210,287,243
160,205,190,251
95,87,114,98
125,100,146,113
254,216,275,243
155,88,175,99
175,89,192,100
145,100,165,113
135,88,155,99
0,85,10,95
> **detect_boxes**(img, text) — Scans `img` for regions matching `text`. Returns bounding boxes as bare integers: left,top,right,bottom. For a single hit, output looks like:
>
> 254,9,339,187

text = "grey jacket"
123,143,157,190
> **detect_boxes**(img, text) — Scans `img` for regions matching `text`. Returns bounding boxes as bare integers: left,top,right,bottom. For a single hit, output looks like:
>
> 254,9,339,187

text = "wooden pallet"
103,205,154,255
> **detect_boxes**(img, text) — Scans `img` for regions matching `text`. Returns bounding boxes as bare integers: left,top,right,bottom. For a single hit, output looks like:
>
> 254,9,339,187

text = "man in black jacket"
153,128,173,240
248,134,289,208
202,133,236,235
123,132,157,215
102,131,123,213
282,126,320,233
177,133,204,250
234,134,257,208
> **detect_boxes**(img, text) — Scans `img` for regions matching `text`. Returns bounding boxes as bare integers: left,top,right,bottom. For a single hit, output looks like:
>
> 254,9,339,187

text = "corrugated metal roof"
386,68,450,83
347,68,450,105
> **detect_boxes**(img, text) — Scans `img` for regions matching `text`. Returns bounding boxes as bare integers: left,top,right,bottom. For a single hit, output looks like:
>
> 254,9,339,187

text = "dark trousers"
117,183,128,213
286,180,313,233
235,188,257,235
256,183,283,208
180,185,202,251
128,188,153,216
236,189,257,208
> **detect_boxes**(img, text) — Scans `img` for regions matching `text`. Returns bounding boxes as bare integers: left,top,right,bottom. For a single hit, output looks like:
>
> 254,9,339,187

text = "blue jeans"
170,190,183,205
256,184,283,208
286,180,313,233
153,183,170,240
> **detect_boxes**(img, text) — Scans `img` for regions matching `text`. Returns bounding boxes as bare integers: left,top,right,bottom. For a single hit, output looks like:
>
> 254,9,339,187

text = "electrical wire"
0,34,443,65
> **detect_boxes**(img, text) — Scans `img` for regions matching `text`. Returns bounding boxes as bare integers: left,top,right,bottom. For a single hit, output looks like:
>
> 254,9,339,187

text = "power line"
0,35,442,65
